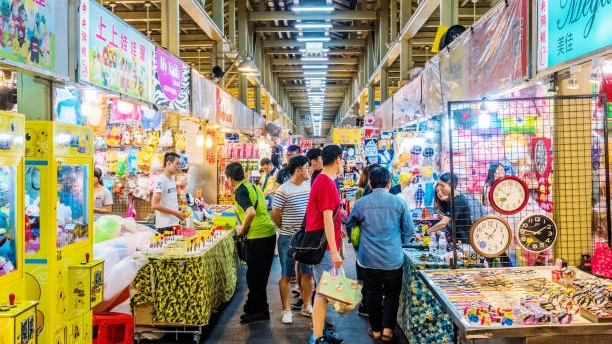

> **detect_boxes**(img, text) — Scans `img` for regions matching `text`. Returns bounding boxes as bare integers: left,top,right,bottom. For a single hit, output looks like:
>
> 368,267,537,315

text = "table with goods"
419,267,612,343
130,219,237,343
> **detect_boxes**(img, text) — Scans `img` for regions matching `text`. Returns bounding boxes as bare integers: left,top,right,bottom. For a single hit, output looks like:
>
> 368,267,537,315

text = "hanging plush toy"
146,130,160,153
106,150,117,174
179,153,189,169
132,127,145,147
159,129,173,148
127,147,138,174
150,153,163,171
174,132,186,151
105,127,121,147
121,127,132,146
94,151,106,170
137,150,151,172
116,152,127,177
93,136,106,150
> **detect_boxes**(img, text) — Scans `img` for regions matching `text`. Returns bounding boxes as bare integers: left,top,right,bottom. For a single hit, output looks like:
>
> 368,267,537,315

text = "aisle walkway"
148,240,409,344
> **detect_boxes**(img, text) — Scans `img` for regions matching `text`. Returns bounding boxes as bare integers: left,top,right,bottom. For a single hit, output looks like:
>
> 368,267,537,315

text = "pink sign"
155,47,183,101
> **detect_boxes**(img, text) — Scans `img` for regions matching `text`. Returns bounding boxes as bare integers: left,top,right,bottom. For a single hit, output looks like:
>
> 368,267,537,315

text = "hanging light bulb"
196,125,205,147
205,133,213,148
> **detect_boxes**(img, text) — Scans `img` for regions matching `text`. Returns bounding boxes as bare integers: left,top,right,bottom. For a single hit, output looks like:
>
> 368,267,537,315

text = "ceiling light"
292,6,334,12
304,71,327,75
237,57,260,75
301,56,329,61
303,65,328,69
295,23,333,29
297,37,331,42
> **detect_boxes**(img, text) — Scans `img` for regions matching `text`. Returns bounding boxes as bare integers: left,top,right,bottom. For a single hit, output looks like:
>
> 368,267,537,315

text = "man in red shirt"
307,144,345,344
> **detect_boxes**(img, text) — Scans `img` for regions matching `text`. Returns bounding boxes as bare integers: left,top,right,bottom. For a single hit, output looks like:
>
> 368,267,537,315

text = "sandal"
381,334,397,343
368,328,382,340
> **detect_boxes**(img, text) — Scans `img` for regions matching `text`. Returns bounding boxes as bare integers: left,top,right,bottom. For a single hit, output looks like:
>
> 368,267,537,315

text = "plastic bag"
125,198,137,220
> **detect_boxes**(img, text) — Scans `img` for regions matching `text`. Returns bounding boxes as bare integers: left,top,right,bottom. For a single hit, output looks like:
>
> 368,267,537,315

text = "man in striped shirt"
271,155,314,324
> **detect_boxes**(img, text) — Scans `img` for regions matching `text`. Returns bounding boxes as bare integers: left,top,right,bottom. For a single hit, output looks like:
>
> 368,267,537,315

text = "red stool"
93,312,134,344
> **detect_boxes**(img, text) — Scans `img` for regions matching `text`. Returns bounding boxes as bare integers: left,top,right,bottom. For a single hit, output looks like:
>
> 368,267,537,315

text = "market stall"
420,267,612,343
131,229,237,343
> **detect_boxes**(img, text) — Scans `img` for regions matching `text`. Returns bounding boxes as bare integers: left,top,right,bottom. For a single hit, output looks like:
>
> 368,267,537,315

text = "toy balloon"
94,216,121,243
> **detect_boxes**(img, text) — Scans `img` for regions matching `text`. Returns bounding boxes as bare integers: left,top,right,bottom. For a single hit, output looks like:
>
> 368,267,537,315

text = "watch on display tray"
489,176,529,215
517,214,557,253
470,216,512,258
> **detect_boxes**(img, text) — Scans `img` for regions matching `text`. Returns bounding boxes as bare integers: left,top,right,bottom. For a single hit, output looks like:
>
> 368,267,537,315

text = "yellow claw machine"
0,111,38,344
24,121,103,344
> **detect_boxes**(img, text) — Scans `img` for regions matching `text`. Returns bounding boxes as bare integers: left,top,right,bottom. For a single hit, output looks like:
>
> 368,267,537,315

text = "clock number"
547,232,553,237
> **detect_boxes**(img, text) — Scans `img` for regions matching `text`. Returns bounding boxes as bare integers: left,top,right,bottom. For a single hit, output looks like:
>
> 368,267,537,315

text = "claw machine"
0,111,38,344
24,121,103,344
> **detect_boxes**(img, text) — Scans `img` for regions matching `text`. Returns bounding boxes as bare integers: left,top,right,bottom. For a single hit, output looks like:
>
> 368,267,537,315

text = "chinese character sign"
79,0,152,101
538,0,612,70
153,47,190,114
0,0,58,73
333,128,361,145
216,87,234,127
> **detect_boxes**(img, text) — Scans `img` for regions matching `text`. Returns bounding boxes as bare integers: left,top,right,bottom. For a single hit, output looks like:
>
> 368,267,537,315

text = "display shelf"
420,267,612,343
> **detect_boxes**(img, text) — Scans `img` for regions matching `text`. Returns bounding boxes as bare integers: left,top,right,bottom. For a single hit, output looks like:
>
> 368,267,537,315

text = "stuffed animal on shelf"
106,150,117,174
133,176,150,201
105,127,121,147
137,150,151,172
150,153,163,171
127,147,138,174
93,136,106,150
121,127,132,146
112,179,123,195
179,153,189,169
132,127,145,147
146,130,160,153
174,132,186,151
159,129,173,148
116,152,127,177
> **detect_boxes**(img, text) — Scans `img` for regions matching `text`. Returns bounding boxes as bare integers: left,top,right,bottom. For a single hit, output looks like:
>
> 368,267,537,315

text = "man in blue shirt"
346,167,415,342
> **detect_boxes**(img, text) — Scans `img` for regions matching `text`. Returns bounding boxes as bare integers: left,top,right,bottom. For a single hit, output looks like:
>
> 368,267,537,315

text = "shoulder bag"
288,207,339,265
234,184,259,262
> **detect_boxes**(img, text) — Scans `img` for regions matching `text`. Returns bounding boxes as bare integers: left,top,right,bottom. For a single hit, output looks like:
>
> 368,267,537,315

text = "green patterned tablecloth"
397,249,454,344
131,230,238,325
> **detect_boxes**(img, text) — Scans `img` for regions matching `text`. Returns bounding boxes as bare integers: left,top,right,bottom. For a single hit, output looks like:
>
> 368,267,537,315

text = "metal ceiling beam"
263,39,365,48
270,57,358,65
255,24,373,33
273,67,357,73
281,85,348,90
264,48,364,55
249,10,377,21
276,73,354,78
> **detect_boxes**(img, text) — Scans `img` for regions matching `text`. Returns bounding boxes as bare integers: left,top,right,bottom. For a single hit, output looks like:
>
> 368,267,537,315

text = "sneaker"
357,302,369,317
301,304,313,317
281,309,293,324
291,283,301,296
240,310,270,324
292,298,304,310
309,333,330,344
324,329,344,344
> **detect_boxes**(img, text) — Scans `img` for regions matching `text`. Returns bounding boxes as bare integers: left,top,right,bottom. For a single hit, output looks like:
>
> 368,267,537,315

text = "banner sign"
191,69,216,120
364,139,378,157
333,128,361,145
0,0,67,78
537,0,612,70
300,139,312,150
392,75,422,126
79,0,153,101
153,47,190,114
216,87,234,127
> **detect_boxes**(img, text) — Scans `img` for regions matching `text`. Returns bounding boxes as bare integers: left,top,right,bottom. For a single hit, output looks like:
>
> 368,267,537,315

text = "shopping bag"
592,241,612,279
125,198,137,219
316,268,362,314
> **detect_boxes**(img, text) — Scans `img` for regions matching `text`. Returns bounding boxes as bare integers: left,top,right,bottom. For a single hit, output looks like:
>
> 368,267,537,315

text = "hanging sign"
153,47,190,114
300,139,312,150
364,139,378,157
333,128,361,145
537,0,612,70
79,0,153,101
216,87,234,127
191,69,216,120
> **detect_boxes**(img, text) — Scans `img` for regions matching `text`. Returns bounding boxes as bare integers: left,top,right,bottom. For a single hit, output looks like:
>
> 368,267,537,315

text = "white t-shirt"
93,186,113,221
272,180,310,236
153,174,180,228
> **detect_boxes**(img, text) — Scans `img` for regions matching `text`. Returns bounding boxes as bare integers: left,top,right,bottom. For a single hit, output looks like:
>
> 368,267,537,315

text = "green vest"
234,181,276,239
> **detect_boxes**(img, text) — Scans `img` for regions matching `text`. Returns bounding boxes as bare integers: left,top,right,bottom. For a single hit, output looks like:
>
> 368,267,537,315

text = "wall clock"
517,214,557,253
470,216,512,258
489,175,529,215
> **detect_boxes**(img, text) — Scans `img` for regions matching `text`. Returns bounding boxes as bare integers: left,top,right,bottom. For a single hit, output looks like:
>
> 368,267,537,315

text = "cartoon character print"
41,32,50,65
24,128,48,158
28,34,39,63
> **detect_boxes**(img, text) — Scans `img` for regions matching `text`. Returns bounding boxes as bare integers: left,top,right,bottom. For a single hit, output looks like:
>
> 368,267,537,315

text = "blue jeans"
277,234,314,277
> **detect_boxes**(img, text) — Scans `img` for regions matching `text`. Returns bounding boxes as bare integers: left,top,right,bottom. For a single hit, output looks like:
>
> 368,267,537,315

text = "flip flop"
368,328,382,340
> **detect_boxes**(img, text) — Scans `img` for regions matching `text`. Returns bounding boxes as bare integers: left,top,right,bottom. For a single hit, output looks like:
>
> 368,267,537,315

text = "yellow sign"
54,123,93,156
0,111,24,156
333,128,361,145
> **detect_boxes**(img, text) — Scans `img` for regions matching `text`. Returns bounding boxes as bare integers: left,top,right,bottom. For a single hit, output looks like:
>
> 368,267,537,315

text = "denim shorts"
277,234,314,277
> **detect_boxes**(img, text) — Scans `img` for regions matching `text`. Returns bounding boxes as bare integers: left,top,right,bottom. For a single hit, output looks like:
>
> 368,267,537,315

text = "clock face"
489,176,529,215
470,216,512,258
518,214,557,253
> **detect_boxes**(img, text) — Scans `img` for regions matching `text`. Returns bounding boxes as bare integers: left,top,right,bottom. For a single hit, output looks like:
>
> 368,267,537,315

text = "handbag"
316,268,362,314
288,208,339,265
234,184,259,262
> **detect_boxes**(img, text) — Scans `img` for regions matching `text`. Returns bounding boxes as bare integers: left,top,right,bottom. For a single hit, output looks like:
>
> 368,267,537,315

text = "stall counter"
131,229,237,326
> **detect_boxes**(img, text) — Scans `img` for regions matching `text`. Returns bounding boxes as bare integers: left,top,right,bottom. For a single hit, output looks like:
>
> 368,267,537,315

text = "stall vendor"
93,168,113,221
151,152,186,233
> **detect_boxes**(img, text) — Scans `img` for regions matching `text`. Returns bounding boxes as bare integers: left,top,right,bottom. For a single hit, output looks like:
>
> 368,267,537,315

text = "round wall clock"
470,216,512,258
489,175,529,215
517,214,557,253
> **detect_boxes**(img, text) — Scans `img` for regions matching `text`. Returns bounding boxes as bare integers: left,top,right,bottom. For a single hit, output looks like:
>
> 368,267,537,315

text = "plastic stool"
92,312,134,344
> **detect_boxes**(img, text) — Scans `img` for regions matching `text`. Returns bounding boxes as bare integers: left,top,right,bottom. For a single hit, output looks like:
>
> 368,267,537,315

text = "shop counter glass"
397,248,455,343
131,230,237,326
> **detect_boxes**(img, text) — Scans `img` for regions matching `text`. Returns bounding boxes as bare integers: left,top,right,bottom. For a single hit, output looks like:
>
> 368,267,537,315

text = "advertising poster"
191,69,216,121
79,0,153,101
0,0,67,77
538,0,612,70
153,47,190,114
333,128,361,145
364,138,378,157
216,87,234,127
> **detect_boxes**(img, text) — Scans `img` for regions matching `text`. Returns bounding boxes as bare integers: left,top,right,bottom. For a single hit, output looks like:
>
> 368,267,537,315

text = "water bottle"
429,231,438,255
438,234,447,254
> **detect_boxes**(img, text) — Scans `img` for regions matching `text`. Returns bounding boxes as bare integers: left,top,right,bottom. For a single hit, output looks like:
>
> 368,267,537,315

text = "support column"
18,75,51,120
440,0,459,26
390,0,398,40
212,0,224,33
161,0,180,56
254,86,261,115
228,0,236,45
368,85,375,113
379,0,389,61
238,0,248,104
380,67,389,102
399,40,412,85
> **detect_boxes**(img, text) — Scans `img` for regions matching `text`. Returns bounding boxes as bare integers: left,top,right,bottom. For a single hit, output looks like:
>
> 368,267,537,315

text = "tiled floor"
143,241,410,344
